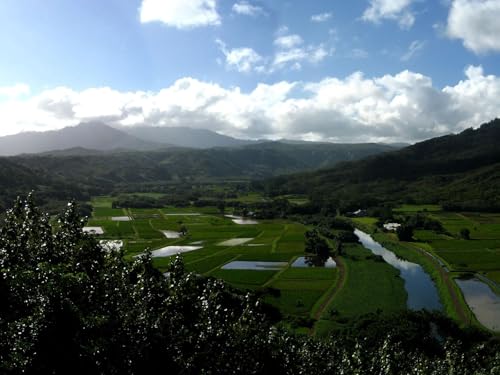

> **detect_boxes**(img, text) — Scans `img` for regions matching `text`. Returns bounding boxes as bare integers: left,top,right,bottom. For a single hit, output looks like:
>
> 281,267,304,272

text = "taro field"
86,197,339,323
396,206,500,285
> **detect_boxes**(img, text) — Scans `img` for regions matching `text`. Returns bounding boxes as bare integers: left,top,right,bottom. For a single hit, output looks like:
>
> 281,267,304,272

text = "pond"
225,215,258,225
355,229,442,311
112,216,132,221
222,261,288,270
161,230,181,239
83,226,104,235
455,278,500,332
150,245,202,257
218,238,254,246
292,256,336,268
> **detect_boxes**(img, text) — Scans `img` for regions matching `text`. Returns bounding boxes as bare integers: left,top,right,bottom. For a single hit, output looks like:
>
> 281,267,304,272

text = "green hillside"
266,119,500,210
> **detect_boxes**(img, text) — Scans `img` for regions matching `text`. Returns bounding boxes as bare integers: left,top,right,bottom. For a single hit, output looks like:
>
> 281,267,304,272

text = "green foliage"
304,229,330,259
0,197,499,374
460,228,471,240
397,224,414,241
266,119,500,211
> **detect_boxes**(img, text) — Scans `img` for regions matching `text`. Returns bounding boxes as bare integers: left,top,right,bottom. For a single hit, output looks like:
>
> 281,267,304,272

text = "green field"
386,208,500,285
87,198,414,334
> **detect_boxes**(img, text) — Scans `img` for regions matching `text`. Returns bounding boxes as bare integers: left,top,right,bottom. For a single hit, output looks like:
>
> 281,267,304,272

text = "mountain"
0,122,164,156
4,140,395,195
117,125,255,149
266,119,500,210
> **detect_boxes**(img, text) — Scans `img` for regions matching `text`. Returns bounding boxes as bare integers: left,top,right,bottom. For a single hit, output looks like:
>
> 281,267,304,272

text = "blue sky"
0,0,500,142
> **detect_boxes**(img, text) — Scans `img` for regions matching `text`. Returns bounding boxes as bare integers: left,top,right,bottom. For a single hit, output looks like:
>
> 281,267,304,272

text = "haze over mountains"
0,122,407,156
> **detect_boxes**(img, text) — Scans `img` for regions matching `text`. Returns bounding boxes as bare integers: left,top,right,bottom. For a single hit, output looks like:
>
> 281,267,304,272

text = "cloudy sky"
1,0,500,142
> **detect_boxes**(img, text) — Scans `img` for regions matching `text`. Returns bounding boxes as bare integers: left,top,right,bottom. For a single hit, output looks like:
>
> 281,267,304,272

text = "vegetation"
1,196,499,374
265,119,500,211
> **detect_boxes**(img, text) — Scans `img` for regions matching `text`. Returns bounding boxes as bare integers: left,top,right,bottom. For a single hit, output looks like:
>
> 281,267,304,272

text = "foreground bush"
0,196,499,374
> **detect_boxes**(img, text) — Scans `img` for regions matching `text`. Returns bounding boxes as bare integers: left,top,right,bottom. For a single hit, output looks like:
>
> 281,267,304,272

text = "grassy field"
88,196,414,333
314,243,407,336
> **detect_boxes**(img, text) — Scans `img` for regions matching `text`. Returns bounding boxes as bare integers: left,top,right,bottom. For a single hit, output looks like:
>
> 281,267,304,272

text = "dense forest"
265,119,500,211
0,140,395,211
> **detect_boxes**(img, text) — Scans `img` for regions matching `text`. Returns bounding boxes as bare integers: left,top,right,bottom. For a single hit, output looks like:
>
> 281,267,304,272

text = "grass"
319,244,406,321
394,204,442,212
92,196,500,334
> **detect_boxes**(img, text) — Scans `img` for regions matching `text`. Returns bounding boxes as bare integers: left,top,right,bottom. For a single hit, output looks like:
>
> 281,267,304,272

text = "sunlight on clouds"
216,40,264,73
0,84,30,99
362,0,416,29
1,67,500,142
232,1,265,16
139,0,220,29
447,0,500,54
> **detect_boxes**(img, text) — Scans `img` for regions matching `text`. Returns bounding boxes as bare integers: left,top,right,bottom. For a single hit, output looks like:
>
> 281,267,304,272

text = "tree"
396,224,414,241
179,224,188,236
304,229,330,259
460,228,471,240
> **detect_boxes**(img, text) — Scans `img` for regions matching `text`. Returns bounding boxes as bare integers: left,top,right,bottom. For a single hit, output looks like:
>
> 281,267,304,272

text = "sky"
0,0,500,143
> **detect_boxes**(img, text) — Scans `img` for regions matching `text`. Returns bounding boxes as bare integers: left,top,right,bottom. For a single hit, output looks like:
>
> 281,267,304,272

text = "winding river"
355,229,443,311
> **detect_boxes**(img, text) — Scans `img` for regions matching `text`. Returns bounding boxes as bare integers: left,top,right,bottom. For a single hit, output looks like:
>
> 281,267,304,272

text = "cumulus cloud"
274,34,304,49
139,0,220,29
362,0,416,29
446,0,500,54
0,84,30,99
311,12,333,23
271,33,330,71
217,33,330,74
401,40,425,61
1,67,500,142
232,1,266,16
216,40,265,73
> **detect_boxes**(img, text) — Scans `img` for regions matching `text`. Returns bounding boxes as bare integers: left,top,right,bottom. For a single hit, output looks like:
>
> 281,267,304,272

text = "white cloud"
0,83,30,99
217,33,331,74
271,33,330,71
401,40,425,61
274,34,303,49
2,66,500,142
362,0,416,29
232,1,265,16
139,0,220,29
311,12,333,23
446,0,500,54
216,40,264,73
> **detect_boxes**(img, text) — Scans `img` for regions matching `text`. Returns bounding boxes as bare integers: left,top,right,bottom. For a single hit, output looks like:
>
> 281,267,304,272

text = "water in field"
456,278,500,331
225,215,258,225
222,261,288,270
218,238,254,246
161,230,181,239
292,256,336,268
151,245,202,257
355,229,442,311
83,226,104,235
164,213,201,216
112,216,132,221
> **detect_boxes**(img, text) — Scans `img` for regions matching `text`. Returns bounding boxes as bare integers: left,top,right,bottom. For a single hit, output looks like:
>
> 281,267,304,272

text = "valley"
81,192,500,335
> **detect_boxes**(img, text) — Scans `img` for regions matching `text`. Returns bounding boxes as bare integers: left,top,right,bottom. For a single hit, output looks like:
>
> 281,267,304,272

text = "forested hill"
8,141,395,181
0,141,395,210
266,119,500,210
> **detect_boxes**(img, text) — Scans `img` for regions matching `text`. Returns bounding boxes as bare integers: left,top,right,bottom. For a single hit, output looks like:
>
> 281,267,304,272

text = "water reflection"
355,229,442,311
292,256,337,268
456,278,500,332
222,261,288,270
